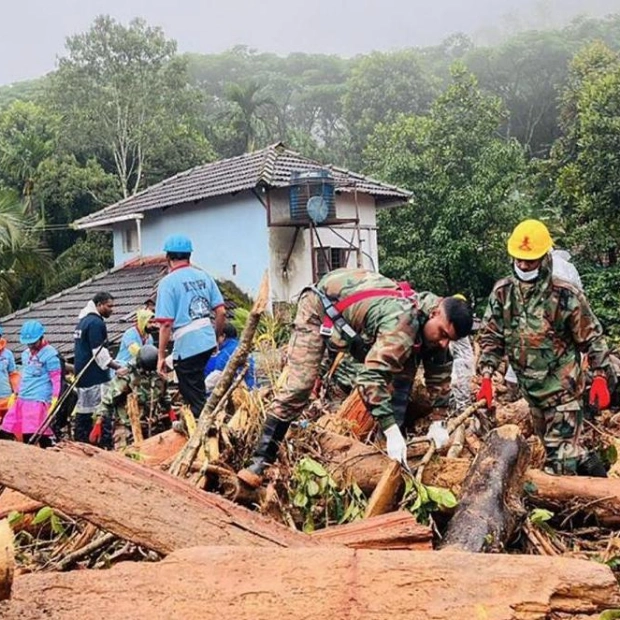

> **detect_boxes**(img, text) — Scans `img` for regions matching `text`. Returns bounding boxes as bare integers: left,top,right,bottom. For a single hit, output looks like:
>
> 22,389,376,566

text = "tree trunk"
439,425,530,552
4,547,619,619
311,511,432,550
525,469,620,528
0,440,313,555
0,520,13,601
315,429,428,495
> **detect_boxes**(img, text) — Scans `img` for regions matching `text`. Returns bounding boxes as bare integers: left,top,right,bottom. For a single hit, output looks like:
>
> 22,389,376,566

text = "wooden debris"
333,388,375,440
126,394,143,448
363,460,403,518
3,546,620,619
0,519,14,601
312,511,432,550
0,440,314,554
440,425,530,552
525,469,620,528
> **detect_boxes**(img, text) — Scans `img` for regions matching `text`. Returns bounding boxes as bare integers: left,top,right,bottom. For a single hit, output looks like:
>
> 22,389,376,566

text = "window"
314,247,349,278
122,227,139,253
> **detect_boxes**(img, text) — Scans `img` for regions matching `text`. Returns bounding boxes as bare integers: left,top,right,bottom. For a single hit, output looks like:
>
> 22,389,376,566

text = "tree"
49,15,213,197
0,101,60,212
365,65,527,302
0,189,51,314
222,81,280,154
544,42,620,266
342,50,438,168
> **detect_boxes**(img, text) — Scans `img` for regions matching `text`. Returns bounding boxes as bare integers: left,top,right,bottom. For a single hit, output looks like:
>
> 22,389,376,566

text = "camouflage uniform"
94,364,171,446
272,268,429,431
478,254,612,473
326,292,453,425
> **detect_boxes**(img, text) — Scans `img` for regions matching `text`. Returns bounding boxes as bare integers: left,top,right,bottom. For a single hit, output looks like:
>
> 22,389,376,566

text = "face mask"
514,262,539,282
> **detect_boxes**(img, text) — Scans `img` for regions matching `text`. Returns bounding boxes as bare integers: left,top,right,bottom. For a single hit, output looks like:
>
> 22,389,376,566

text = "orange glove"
89,418,102,444
168,409,178,422
476,376,493,407
7,393,16,409
589,376,611,411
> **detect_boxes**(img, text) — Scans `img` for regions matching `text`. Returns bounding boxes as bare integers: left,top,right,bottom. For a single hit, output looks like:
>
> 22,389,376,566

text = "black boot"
238,415,290,488
577,453,608,478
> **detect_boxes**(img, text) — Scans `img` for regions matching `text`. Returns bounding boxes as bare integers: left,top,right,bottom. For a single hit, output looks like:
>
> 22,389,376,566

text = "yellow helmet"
507,219,553,260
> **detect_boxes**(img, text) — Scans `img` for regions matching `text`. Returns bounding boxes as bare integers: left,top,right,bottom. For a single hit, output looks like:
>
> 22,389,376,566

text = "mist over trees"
1,13,620,337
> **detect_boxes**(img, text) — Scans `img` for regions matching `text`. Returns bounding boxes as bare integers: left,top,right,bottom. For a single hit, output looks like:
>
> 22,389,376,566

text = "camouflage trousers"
531,399,588,474
271,291,326,422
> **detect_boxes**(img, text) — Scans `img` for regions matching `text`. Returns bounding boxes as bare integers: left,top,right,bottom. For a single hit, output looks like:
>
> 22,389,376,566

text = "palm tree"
0,189,52,314
224,81,280,153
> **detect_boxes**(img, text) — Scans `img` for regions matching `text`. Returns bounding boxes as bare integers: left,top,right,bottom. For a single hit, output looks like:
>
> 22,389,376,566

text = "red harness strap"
322,284,416,329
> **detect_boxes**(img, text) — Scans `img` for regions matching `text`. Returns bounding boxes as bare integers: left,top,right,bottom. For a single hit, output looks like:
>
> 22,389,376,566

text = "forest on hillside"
0,14,620,338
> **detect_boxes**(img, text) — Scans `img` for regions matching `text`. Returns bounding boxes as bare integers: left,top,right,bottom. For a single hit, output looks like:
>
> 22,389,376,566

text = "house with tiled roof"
73,142,411,303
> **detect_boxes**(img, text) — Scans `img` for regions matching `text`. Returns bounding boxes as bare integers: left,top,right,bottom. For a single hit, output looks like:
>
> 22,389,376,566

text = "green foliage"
290,457,367,532
43,232,113,298
48,15,212,197
580,265,620,344
367,65,527,301
401,476,457,525
32,505,65,535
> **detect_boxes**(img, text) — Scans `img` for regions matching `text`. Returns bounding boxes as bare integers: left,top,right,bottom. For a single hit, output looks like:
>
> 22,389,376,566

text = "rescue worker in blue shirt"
0,326,19,421
204,323,256,394
155,234,226,418
115,308,156,367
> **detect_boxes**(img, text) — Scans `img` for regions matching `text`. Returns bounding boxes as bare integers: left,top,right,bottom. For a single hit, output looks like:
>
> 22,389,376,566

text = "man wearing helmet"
477,219,614,476
155,235,226,418
91,344,175,448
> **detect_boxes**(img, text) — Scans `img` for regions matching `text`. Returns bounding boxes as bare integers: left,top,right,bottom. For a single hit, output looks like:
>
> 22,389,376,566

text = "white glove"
384,424,408,464
426,421,450,450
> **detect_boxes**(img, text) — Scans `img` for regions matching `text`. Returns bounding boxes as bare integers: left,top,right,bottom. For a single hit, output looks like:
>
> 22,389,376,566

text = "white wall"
112,192,269,296
268,189,379,302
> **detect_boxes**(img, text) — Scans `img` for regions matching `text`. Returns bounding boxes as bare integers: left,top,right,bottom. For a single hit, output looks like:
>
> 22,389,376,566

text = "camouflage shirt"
478,254,611,407
96,364,171,423
317,269,446,428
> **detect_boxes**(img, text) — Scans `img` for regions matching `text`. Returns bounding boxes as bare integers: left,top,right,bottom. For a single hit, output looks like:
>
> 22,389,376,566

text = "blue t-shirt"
19,344,60,403
0,348,16,398
115,326,154,367
74,313,110,388
155,265,224,360
204,338,256,389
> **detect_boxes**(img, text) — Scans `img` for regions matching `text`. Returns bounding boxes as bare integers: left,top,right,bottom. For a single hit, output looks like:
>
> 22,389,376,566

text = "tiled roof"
0,257,167,357
74,142,412,228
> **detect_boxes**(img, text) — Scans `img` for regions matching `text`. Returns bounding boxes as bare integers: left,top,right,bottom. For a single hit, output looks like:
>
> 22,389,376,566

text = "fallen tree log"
0,520,13,601
525,469,620,528
311,511,432,550
0,489,42,520
3,546,619,619
124,428,187,468
315,429,428,495
0,440,313,554
439,425,529,552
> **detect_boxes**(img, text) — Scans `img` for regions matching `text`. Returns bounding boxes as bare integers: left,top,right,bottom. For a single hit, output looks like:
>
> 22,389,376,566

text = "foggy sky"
1,0,619,85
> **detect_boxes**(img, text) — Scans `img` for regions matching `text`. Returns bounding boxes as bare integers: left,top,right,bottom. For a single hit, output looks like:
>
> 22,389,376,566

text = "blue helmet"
20,320,45,345
163,234,193,254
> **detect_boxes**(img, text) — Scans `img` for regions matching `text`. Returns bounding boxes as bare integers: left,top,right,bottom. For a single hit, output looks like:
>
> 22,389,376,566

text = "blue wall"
113,192,269,295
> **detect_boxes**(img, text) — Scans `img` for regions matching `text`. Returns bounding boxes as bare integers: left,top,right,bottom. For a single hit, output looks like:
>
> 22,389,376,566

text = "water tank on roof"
289,169,335,224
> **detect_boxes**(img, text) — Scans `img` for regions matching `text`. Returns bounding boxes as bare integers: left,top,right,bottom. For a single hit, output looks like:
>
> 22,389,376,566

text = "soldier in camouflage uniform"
238,268,473,488
324,292,456,425
91,345,174,448
477,219,613,476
